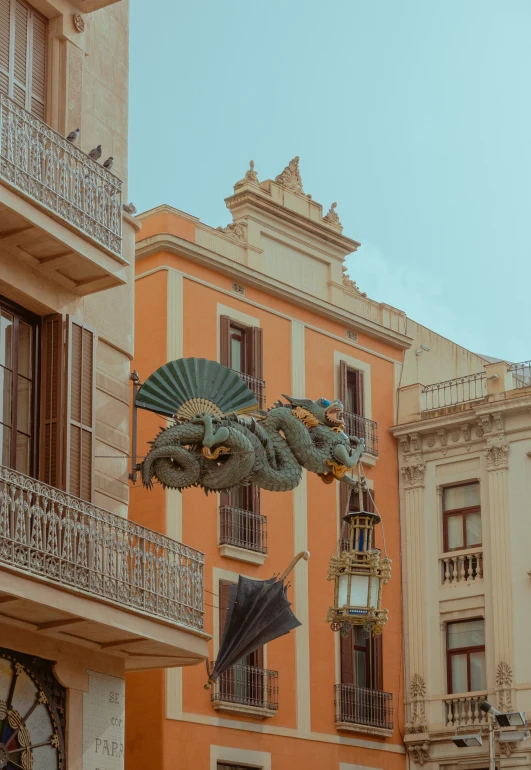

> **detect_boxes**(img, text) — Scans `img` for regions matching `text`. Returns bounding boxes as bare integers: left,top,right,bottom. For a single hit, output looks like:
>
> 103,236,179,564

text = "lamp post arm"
488,719,496,770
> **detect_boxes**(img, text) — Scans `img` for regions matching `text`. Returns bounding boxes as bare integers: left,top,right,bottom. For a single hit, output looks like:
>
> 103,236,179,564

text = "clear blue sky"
129,0,531,362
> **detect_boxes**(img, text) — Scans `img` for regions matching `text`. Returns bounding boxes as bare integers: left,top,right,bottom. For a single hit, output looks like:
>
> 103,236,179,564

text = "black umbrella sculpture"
205,551,310,688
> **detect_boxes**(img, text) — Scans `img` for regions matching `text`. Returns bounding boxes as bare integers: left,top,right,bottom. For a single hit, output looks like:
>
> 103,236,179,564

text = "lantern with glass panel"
327,476,391,637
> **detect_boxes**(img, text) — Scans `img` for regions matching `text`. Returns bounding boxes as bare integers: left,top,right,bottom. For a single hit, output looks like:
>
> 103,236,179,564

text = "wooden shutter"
340,628,354,684
354,369,365,417
220,315,231,368
247,327,263,380
339,482,351,519
0,0,10,96
40,314,65,490
0,0,47,116
371,633,383,690
339,359,348,405
251,483,260,515
66,318,95,502
29,8,46,119
219,580,232,641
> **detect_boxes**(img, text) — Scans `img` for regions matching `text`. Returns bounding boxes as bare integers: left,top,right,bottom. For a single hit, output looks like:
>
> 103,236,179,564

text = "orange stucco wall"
126,210,406,770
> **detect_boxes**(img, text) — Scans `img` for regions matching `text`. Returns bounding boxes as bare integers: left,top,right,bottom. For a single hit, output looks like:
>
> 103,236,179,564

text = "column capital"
401,464,426,488
484,442,509,470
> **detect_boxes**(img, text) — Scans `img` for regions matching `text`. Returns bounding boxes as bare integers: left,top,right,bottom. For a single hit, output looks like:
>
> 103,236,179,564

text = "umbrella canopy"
206,552,309,686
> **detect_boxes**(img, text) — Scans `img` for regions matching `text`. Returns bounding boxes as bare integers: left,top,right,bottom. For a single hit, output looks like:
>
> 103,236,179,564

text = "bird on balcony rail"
88,144,102,161
103,156,114,170
66,127,80,143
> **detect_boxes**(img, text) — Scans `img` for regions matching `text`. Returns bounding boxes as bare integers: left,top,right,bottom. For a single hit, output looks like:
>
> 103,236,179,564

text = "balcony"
440,548,484,586
0,464,208,670
444,692,488,728
211,663,278,718
343,411,379,457
233,370,266,410
219,505,267,558
422,372,487,414
0,94,127,296
335,684,394,737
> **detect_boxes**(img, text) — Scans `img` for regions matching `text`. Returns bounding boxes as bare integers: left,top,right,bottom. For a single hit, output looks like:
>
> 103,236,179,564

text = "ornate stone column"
484,429,515,703
400,436,430,763
485,435,513,660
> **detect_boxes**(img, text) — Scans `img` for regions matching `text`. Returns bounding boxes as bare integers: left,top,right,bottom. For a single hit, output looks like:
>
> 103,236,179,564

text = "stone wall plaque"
83,671,125,770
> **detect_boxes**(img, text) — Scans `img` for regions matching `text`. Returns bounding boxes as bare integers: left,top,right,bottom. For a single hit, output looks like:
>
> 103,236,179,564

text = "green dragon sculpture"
138,359,365,493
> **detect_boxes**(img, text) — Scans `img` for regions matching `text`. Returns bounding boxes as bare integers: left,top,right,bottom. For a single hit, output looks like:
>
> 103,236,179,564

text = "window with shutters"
220,316,265,409
339,360,378,457
0,296,38,475
0,0,47,120
341,627,383,691
40,315,95,502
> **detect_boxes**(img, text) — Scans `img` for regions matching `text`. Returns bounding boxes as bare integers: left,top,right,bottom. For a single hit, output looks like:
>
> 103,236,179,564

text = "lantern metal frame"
327,477,391,636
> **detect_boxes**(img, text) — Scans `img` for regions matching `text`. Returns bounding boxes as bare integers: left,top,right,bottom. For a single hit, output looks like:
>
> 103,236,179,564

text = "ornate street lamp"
327,476,391,636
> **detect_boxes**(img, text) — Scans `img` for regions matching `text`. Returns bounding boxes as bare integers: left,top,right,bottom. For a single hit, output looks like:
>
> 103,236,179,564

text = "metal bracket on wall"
129,370,142,483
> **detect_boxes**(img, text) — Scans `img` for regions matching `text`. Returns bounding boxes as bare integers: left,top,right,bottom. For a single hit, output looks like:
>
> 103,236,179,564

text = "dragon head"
282,395,345,429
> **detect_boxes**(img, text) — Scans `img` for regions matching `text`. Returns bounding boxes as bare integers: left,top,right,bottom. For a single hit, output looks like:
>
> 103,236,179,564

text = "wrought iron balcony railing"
422,372,487,411
440,548,483,586
0,93,122,257
509,360,531,389
0,465,204,631
232,370,266,410
335,684,394,731
444,692,488,727
342,411,379,457
219,505,267,554
211,664,279,711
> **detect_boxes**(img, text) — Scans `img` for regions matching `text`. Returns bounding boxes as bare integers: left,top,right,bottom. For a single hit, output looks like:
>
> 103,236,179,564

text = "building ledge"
336,721,393,738
218,544,267,565
211,700,276,719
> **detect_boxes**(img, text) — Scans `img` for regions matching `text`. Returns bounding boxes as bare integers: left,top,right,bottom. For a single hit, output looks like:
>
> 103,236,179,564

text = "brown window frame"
228,323,247,374
0,294,40,475
446,618,486,694
443,482,481,553
339,360,365,418
340,626,383,691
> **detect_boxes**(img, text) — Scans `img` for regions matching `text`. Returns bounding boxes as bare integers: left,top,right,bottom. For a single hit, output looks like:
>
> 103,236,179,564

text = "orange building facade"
127,159,410,770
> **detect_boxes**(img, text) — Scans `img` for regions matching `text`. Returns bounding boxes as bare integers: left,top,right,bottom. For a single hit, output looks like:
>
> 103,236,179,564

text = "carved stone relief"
401,464,426,488
323,201,342,227
216,222,247,243
485,442,509,470
496,661,513,712
407,742,430,766
407,674,428,734
275,156,306,195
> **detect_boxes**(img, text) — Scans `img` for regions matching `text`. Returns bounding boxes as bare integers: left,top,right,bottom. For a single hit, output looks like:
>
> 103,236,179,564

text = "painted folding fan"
135,357,258,419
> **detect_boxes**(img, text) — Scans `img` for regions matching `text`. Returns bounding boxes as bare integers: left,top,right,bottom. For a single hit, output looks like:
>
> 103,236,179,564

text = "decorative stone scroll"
275,156,306,195
216,221,247,243
401,464,426,488
407,741,430,766
323,201,342,227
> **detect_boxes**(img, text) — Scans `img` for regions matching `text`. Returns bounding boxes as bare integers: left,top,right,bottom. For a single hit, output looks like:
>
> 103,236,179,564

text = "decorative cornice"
484,442,509,470
275,156,306,196
135,236,412,350
216,221,247,243
401,464,426,488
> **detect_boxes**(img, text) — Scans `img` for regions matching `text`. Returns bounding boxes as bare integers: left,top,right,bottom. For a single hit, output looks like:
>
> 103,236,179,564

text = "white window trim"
211,744,271,770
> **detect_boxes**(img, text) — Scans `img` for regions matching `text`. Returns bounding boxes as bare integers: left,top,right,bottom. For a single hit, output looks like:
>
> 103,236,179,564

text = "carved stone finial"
243,160,259,186
275,156,305,195
73,13,85,32
216,221,247,244
323,201,342,228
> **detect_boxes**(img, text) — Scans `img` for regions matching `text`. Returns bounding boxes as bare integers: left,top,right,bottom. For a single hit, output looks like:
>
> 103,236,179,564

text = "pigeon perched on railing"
123,202,137,215
103,157,114,170
88,145,102,161
66,128,80,143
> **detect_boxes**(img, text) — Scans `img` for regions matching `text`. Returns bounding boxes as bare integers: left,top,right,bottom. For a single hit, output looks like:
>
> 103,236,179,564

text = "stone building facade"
0,1,207,768
394,359,531,769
